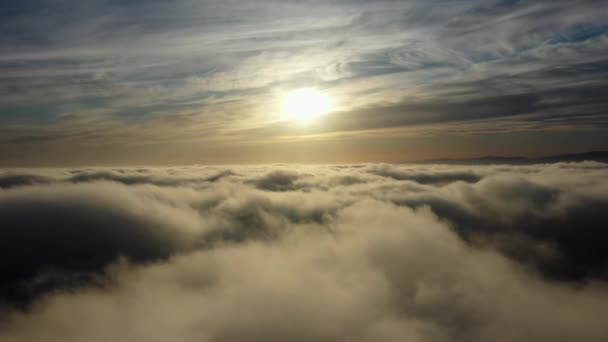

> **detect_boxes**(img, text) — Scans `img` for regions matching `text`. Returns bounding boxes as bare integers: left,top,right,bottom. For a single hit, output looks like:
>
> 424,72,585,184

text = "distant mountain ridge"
413,151,608,165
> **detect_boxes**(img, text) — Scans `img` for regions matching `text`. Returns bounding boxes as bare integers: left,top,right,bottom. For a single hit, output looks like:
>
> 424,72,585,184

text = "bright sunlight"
281,88,330,122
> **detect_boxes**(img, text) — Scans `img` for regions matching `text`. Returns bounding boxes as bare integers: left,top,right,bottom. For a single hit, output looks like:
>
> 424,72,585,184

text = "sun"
282,88,330,121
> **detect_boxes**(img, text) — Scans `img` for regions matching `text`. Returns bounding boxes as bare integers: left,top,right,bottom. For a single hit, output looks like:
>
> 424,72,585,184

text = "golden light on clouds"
281,88,331,122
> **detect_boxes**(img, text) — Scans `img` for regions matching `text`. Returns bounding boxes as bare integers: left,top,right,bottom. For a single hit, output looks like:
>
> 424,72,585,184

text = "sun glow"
282,88,330,121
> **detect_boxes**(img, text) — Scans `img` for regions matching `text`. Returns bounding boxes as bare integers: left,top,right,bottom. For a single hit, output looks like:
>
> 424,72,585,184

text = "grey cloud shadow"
0,174,51,189
0,183,197,307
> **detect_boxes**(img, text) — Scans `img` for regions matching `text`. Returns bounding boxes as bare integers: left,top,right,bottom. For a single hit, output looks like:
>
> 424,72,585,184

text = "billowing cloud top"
1,162,608,341
1,0,607,164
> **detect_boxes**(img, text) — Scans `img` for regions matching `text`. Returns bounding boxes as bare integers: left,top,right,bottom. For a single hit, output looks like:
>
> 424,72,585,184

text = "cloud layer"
1,162,607,341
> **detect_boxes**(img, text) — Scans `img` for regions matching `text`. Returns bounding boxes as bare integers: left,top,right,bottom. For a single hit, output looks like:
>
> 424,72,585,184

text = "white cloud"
0,162,607,341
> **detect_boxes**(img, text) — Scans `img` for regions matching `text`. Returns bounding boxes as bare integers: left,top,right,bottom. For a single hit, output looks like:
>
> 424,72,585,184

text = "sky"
1,0,608,164
3,3,608,339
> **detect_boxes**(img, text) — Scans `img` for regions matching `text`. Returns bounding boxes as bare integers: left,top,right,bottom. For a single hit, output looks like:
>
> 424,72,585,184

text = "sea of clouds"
1,162,607,342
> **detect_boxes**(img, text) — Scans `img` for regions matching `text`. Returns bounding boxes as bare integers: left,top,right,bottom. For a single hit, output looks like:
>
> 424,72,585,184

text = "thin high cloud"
1,163,608,341
1,1,607,163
